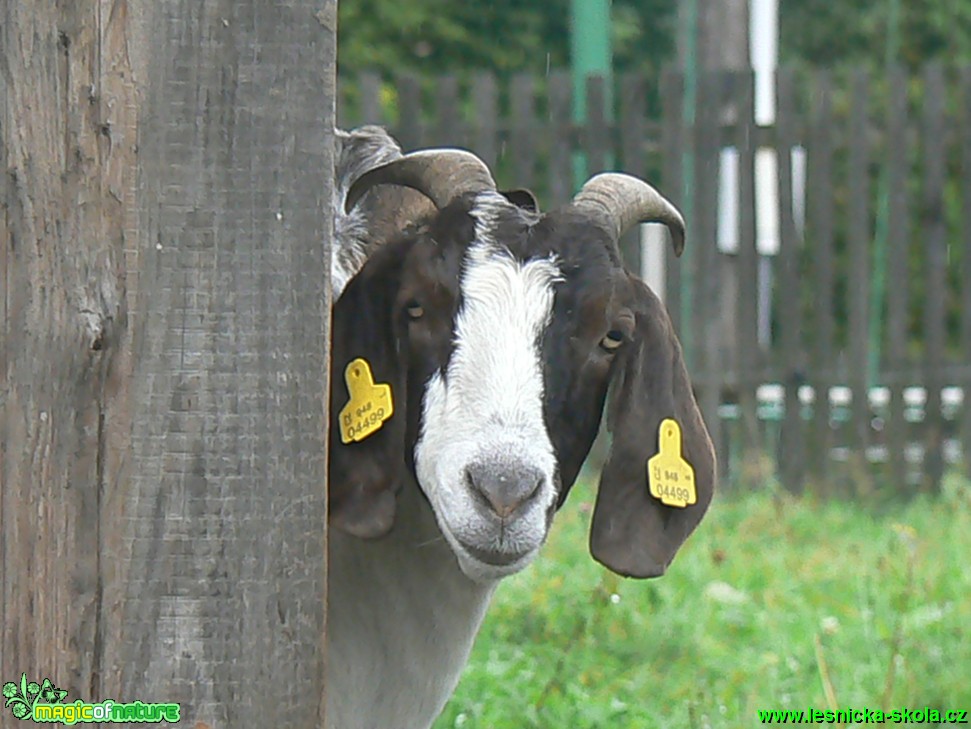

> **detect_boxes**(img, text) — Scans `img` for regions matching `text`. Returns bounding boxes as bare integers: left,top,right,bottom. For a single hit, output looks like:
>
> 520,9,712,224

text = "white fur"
415,234,562,583
326,476,495,729
331,127,403,299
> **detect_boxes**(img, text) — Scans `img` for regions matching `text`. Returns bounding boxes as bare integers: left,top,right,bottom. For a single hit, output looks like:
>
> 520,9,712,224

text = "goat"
326,135,716,729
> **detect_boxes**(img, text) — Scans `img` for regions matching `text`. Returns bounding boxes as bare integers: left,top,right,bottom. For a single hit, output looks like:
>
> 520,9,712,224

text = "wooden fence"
338,65,971,495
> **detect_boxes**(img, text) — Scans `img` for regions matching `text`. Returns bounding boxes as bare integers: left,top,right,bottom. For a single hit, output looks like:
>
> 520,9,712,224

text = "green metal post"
570,0,613,191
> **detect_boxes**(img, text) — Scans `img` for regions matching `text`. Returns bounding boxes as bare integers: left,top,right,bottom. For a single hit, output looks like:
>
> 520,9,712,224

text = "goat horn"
345,148,497,213
570,173,685,257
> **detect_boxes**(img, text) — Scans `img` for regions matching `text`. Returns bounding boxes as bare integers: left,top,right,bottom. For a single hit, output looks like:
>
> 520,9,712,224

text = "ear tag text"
339,358,394,444
647,418,697,508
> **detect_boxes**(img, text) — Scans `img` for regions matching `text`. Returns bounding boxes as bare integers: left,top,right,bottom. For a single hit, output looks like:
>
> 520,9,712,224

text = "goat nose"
465,462,543,519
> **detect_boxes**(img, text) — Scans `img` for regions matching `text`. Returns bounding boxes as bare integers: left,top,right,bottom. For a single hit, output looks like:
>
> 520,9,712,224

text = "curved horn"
571,173,685,257
345,148,497,213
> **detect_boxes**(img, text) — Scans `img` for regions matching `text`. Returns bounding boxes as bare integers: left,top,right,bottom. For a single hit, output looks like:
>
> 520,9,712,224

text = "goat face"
329,152,715,583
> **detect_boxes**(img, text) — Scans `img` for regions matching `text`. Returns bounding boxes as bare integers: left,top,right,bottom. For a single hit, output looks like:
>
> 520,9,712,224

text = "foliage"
338,1,676,82
434,475,971,728
339,0,971,84
781,0,971,70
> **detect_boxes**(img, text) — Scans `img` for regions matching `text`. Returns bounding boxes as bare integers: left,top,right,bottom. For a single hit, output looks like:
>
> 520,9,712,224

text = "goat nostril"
465,463,544,519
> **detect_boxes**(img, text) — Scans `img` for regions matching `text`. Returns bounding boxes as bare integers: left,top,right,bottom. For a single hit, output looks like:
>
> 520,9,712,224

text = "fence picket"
660,67,684,335
396,74,423,150
510,74,536,189
884,65,911,492
847,69,871,462
775,68,805,492
619,73,647,272
735,70,761,468
435,74,463,148
808,71,836,482
472,73,499,170
584,75,609,176
548,71,573,206
962,66,971,482
360,72,383,125
921,63,947,492
694,71,724,475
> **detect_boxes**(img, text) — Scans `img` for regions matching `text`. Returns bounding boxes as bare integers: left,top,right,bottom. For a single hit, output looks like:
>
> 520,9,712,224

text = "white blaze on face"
415,197,561,580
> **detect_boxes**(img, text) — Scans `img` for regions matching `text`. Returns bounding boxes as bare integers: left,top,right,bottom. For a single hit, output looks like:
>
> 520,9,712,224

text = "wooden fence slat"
584,75,609,175
962,66,971,480
694,71,724,476
472,73,498,170
435,74,463,148
847,68,871,456
510,74,537,190
735,70,761,465
548,71,573,205
620,72,646,179
660,67,683,334
360,71,382,125
619,72,647,272
921,63,947,492
808,70,836,481
396,73,423,150
884,65,911,492
774,68,805,492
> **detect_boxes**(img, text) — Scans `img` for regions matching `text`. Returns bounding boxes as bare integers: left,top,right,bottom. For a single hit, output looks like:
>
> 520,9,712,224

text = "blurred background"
337,1,971,726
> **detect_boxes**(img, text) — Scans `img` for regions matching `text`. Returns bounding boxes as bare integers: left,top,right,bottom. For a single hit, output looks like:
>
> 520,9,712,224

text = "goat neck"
326,475,495,729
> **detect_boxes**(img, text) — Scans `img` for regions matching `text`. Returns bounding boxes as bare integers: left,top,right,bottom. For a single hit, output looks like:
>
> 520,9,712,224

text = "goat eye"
405,300,424,320
600,330,625,352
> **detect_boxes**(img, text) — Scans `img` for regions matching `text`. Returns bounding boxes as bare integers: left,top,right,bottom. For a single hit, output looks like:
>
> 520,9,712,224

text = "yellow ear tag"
647,418,697,508
338,358,394,444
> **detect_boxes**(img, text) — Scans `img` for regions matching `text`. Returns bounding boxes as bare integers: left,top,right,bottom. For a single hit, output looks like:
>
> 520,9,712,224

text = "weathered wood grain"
2,1,334,726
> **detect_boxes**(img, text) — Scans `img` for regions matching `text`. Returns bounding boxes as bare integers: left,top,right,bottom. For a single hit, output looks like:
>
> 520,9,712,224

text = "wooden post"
1,2,334,726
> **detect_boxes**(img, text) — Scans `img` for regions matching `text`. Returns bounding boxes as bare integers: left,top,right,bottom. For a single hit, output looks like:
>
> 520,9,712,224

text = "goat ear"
590,277,716,578
500,188,540,213
328,247,408,539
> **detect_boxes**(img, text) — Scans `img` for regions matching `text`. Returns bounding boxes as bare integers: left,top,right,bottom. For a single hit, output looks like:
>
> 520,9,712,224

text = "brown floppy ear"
328,243,409,539
590,277,716,578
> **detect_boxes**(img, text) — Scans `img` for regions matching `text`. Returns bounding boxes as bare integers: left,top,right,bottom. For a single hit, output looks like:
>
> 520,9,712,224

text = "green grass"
434,475,971,728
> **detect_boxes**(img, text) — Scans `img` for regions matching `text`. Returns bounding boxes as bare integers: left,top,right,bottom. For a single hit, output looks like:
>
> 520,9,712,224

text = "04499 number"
654,482,692,503
343,406,386,439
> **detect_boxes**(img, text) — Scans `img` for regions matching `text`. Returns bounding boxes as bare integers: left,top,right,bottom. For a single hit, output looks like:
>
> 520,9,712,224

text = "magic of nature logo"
3,674,180,724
